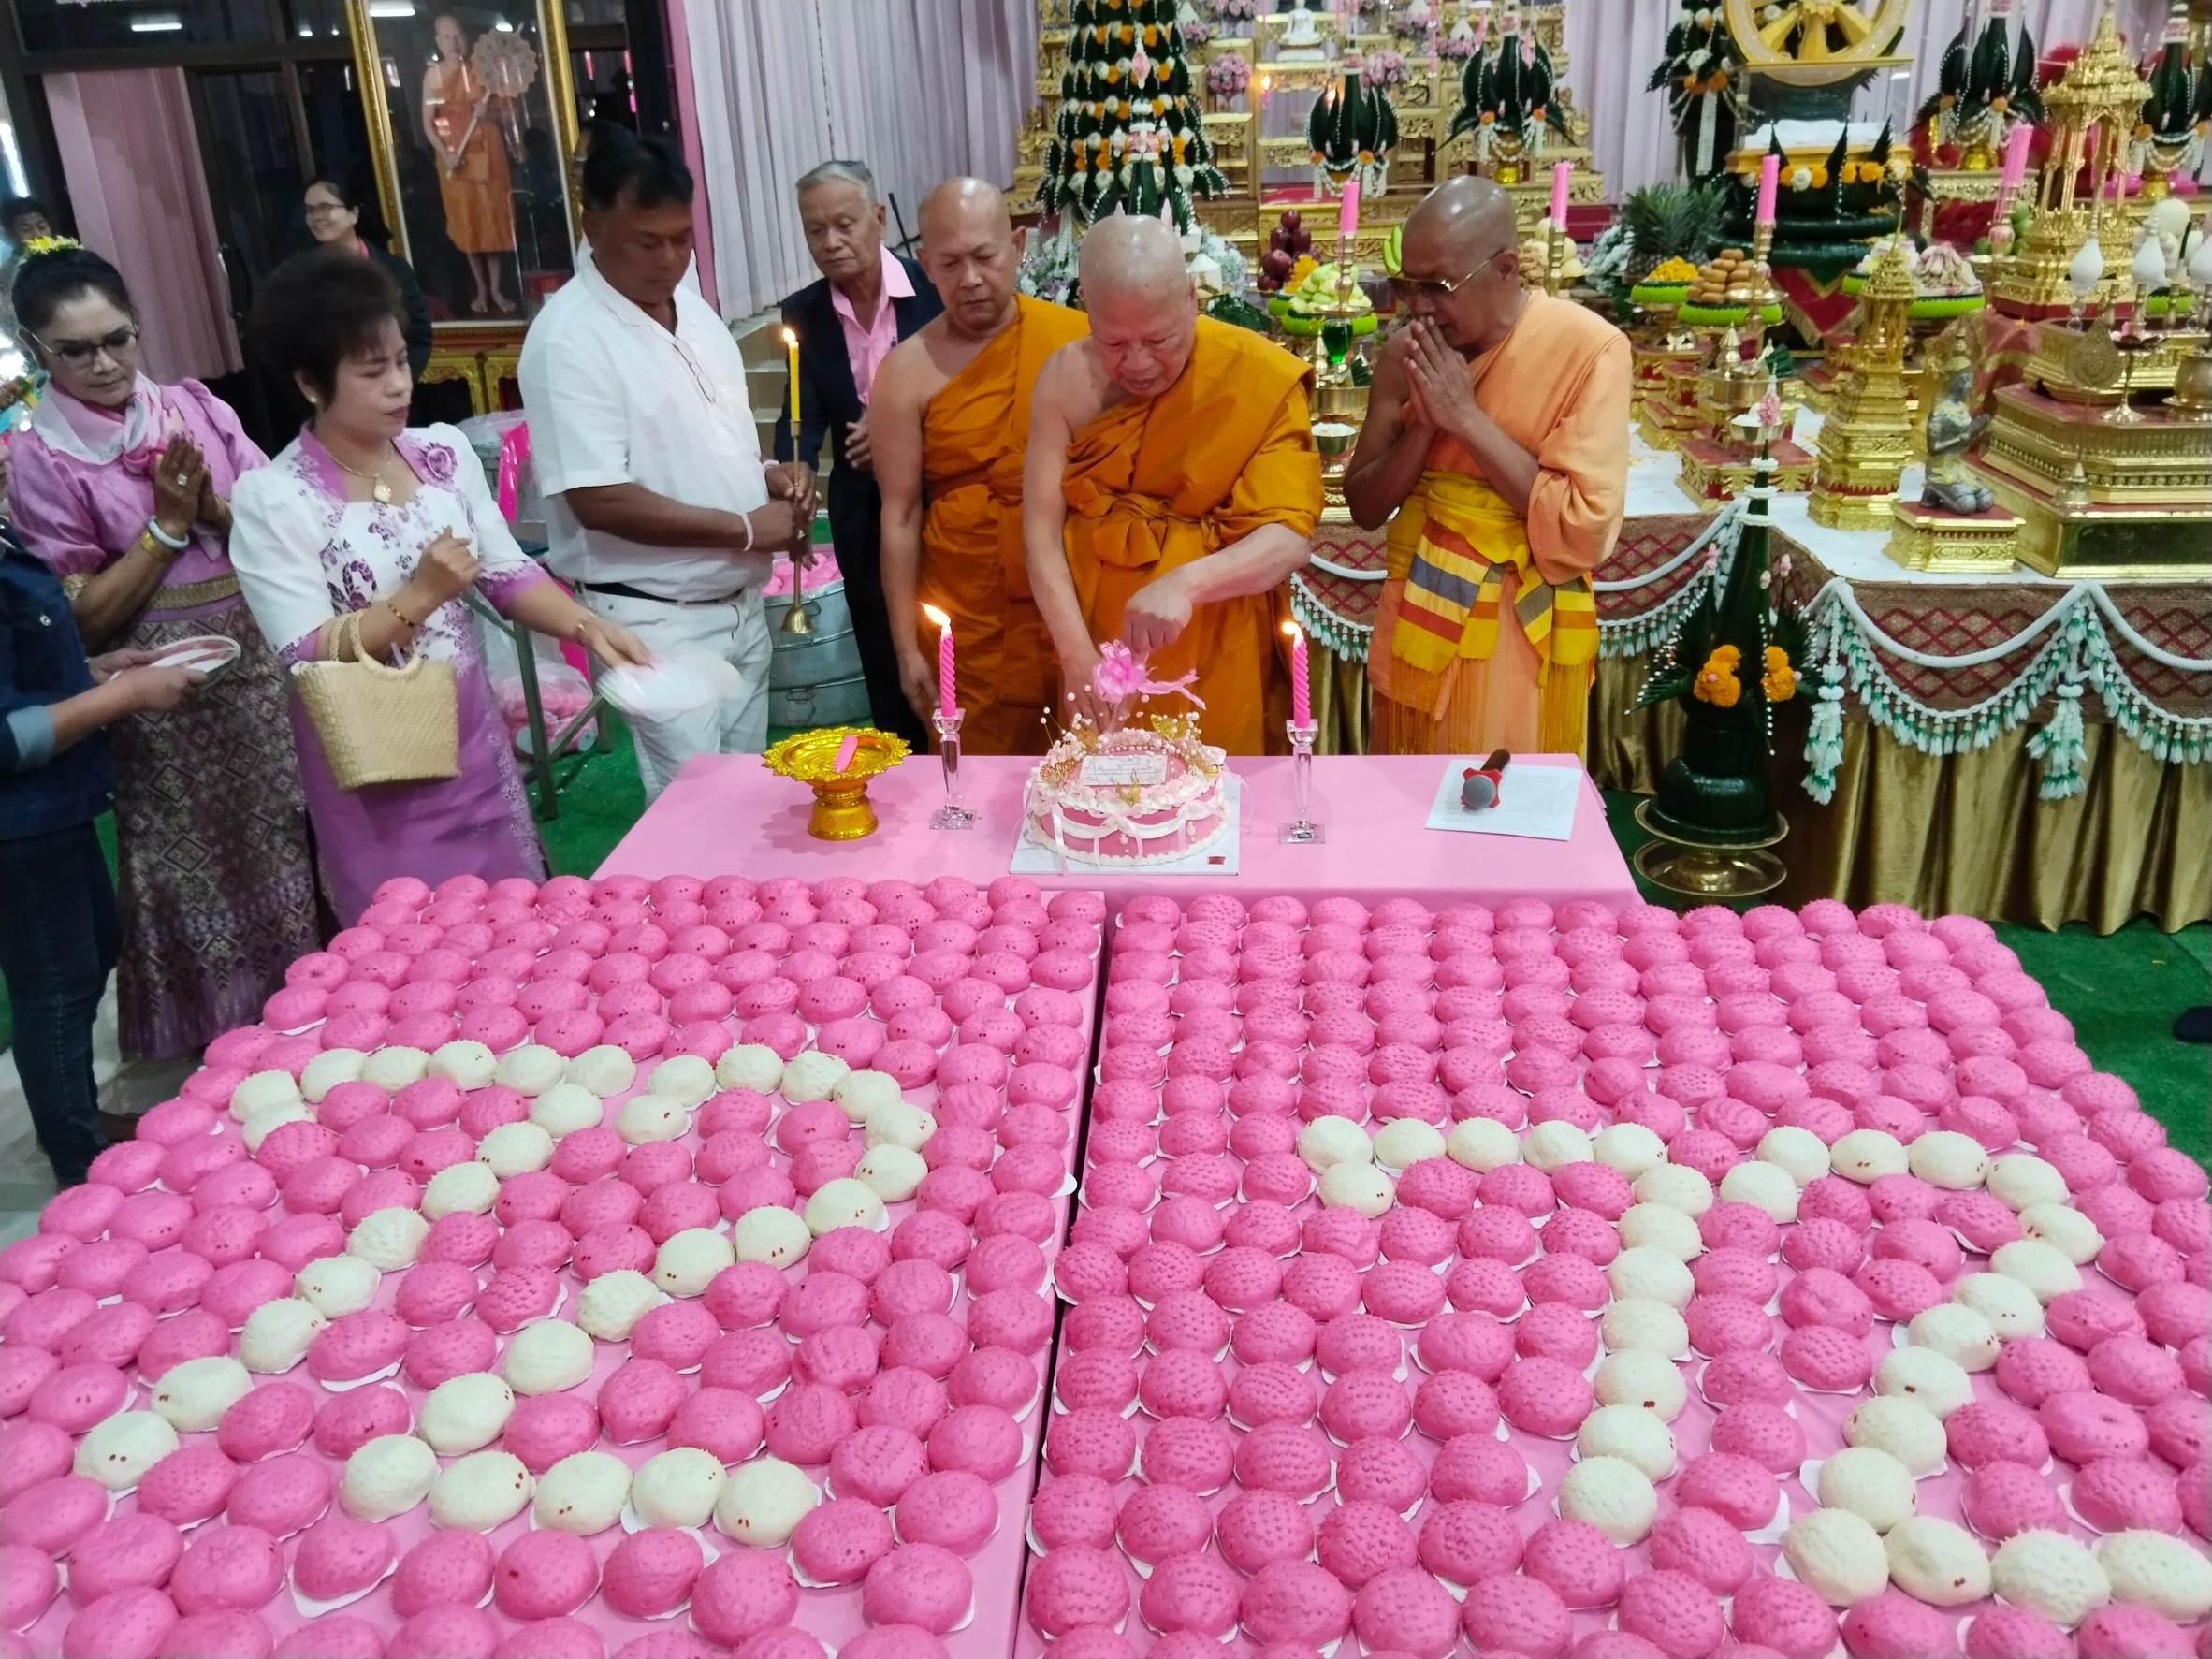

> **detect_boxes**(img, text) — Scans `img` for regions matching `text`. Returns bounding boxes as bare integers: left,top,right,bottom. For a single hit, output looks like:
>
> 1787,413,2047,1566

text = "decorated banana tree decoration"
1635,391,1812,844
1915,0,2044,166
1309,48,1401,196
1448,1,1569,181
1648,6,1746,182
2131,4,2211,192
1038,0,1230,233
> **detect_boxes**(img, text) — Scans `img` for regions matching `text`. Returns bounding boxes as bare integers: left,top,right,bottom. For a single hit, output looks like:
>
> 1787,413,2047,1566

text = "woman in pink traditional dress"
228,246,647,923
7,247,319,1066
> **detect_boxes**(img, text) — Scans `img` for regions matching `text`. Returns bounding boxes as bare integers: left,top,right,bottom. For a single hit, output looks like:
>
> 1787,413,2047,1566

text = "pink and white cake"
1026,647,1229,866
1026,723,1229,867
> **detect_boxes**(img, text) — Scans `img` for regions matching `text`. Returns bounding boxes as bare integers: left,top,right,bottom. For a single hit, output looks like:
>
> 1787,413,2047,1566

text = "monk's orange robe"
919,295,1091,756
1061,318,1323,756
1369,293,1630,760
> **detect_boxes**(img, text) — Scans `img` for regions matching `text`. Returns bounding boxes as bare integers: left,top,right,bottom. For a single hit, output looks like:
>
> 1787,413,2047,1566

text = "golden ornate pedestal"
1637,359,1708,452
1884,499,2024,574
1632,342,1700,416
761,728,913,840
1678,437,1814,505
1632,798,1789,900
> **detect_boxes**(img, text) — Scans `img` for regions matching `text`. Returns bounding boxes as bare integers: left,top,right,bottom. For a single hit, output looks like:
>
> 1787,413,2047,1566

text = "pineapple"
1622,183,1726,284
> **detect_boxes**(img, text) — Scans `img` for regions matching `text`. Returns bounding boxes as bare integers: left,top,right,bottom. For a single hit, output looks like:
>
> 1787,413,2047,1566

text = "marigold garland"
1694,645,1742,708
1763,644,1797,703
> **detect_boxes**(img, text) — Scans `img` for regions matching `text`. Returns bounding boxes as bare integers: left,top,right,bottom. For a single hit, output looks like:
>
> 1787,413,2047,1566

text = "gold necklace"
326,439,400,504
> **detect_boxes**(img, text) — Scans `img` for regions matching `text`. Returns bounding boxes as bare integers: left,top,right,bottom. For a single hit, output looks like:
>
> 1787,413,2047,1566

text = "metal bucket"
764,578,870,731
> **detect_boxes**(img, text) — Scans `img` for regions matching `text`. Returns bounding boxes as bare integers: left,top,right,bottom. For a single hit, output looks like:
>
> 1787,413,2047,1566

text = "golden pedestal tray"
1632,798,1789,900
762,727,913,841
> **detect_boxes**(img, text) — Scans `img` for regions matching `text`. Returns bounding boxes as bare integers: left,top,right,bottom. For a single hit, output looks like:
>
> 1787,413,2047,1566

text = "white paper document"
1423,760,1581,840
1011,778,1243,876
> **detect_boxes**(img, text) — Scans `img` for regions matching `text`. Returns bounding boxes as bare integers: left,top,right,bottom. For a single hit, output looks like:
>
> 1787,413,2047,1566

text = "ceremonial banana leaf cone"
1636,441,1807,845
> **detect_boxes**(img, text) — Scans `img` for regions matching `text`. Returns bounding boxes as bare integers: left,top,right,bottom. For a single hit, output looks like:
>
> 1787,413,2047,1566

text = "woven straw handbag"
292,608,459,790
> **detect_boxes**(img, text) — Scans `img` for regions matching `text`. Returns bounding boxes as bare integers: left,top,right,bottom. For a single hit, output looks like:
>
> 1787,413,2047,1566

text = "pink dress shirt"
831,245,912,403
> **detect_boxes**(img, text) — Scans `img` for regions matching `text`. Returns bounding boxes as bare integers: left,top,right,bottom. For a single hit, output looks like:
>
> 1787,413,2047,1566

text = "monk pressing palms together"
1021,217,1322,753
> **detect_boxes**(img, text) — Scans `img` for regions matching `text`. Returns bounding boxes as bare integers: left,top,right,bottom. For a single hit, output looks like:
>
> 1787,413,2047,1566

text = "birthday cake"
1025,644,1229,866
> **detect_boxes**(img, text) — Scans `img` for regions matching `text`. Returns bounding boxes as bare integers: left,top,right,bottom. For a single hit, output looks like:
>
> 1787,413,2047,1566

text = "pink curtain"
43,67,240,384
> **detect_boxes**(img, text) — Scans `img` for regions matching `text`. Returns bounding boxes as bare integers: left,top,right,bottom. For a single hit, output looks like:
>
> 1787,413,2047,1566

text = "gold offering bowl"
762,727,912,840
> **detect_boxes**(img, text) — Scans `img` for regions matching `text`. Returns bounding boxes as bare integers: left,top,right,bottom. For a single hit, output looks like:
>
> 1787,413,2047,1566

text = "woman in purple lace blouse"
229,247,647,923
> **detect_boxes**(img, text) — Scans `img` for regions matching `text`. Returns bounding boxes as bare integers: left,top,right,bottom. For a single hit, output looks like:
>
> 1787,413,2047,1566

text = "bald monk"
876,179,1090,753
1023,216,1323,755
1346,176,1629,760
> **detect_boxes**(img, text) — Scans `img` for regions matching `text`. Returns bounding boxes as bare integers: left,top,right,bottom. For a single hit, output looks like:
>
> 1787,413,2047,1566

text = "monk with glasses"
1346,176,1629,761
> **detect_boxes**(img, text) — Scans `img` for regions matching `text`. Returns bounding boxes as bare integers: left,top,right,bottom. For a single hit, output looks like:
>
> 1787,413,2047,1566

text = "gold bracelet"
136,529,182,565
386,597,421,630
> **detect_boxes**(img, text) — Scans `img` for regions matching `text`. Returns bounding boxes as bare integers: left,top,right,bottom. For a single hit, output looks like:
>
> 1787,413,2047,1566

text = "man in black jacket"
773,160,940,749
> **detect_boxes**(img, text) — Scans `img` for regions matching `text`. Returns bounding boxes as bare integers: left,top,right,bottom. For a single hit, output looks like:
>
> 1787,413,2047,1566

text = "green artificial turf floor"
7,714,2205,1165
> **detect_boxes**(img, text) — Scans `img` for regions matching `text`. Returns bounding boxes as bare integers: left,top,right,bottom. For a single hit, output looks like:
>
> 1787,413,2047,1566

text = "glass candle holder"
931,709,976,829
1279,720,1323,843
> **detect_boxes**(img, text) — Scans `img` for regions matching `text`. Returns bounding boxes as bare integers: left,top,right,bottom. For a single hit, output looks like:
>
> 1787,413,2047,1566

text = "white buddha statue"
1279,0,1325,59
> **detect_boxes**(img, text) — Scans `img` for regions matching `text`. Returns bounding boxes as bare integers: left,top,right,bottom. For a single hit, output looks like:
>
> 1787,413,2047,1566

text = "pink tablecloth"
598,755,1638,910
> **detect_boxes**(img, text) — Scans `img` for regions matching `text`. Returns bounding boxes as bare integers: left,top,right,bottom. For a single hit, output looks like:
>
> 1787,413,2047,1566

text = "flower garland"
1798,577,2212,805
1694,645,1743,706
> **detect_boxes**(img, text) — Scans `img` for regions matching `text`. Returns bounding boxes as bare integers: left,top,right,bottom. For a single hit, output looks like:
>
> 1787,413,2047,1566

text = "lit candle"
1999,122,2030,191
1755,153,1780,226
1550,161,1572,230
832,733,859,773
922,604,956,720
1339,179,1360,246
782,327,800,430
1283,619,1311,727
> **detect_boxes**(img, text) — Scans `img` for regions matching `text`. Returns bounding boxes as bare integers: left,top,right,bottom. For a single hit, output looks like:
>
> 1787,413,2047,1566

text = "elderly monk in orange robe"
1024,216,1323,755
1346,175,1630,759
876,179,1090,754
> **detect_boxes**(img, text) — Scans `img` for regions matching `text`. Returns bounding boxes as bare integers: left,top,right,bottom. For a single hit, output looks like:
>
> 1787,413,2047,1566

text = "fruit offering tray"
1017,893,2212,1659
0,870,1104,1659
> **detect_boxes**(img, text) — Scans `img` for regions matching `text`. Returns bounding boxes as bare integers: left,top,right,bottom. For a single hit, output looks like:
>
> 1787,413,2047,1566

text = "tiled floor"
0,988,192,1246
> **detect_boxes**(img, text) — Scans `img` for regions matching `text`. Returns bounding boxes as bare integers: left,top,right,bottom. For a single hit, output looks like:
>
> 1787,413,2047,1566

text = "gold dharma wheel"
1724,0,1913,86
2064,328,2122,391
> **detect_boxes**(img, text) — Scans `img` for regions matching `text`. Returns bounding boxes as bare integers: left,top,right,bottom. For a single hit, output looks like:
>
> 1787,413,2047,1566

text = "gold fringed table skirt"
1305,512,2211,934
1589,645,2211,933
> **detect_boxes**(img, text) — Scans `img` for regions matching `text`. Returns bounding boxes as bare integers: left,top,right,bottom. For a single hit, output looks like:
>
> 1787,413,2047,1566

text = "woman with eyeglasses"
302,178,433,386
6,245,320,1075
230,247,648,921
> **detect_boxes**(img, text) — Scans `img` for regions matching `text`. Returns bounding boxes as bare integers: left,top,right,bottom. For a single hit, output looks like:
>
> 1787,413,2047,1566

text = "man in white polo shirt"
519,136,814,797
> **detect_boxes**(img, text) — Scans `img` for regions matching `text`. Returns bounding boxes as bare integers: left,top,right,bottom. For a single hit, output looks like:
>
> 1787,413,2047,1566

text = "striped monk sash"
1384,470,1596,677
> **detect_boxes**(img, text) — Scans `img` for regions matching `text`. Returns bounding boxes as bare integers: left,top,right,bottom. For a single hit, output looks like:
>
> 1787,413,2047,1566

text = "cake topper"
1090,641,1204,734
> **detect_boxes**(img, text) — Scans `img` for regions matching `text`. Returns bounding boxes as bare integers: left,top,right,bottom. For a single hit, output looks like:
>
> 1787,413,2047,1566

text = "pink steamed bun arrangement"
0,870,1103,1659
1018,894,2212,1659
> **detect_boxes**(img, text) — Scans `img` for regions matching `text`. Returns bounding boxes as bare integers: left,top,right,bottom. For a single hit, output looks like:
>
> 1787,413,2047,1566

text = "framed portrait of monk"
345,0,580,327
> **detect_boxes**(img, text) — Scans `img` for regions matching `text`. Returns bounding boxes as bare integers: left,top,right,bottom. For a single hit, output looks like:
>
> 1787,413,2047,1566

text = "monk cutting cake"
875,178,1089,754
1346,175,1630,760
1023,215,1323,756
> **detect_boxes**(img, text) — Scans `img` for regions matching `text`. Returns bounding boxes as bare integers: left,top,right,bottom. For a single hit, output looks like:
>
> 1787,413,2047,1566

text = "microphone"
1460,749,1511,810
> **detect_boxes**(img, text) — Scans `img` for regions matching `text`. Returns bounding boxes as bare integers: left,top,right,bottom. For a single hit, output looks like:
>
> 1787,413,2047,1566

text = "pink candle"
832,733,859,773
2000,123,2030,190
1284,621,1311,727
1755,153,1780,226
1339,179,1361,245
922,603,956,720
1550,161,1572,229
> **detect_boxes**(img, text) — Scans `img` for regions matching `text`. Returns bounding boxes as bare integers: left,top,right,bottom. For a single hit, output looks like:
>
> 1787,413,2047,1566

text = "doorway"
189,59,375,448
